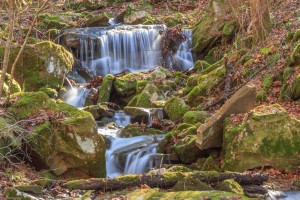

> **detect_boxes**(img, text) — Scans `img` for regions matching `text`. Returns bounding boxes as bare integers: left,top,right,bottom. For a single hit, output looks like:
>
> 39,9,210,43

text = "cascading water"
61,24,194,177
63,25,194,76
62,86,90,108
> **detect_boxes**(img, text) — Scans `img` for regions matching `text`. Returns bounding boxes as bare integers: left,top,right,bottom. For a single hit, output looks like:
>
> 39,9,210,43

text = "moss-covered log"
63,171,268,191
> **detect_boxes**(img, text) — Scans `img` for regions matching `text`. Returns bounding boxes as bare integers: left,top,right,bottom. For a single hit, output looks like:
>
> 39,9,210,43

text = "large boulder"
192,0,232,55
223,104,300,172
8,92,106,178
196,84,256,150
0,41,73,91
124,11,149,25
113,72,145,97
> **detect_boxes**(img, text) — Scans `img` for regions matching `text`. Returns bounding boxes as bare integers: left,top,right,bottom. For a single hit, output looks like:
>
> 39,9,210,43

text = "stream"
60,22,300,199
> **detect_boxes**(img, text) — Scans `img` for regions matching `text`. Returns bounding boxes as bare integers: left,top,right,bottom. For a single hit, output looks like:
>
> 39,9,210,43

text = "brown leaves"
20,109,65,128
87,76,103,89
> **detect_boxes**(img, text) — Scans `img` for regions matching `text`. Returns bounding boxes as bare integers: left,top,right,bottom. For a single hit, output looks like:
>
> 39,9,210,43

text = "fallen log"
63,171,268,191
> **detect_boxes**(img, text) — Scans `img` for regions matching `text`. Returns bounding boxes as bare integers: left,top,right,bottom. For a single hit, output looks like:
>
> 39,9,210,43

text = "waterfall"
105,135,164,178
62,86,90,108
63,25,194,77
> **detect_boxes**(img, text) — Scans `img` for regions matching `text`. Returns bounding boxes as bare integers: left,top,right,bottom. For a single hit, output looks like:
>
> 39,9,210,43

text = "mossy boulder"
98,74,115,103
192,156,221,171
174,135,202,164
222,22,237,42
128,83,164,108
183,111,210,125
39,87,58,98
83,13,110,27
8,92,106,178
217,179,244,195
83,104,115,120
0,71,21,97
113,72,145,97
164,97,189,121
187,65,226,107
223,104,300,172
192,0,231,54
0,41,73,91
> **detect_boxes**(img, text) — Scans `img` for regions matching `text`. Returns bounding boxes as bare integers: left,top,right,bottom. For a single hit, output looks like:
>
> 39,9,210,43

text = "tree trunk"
0,0,15,96
63,172,269,191
250,0,272,41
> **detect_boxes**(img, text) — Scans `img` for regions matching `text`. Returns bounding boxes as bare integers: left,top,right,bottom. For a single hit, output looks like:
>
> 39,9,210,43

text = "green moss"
183,111,209,125
32,178,52,188
127,92,152,108
136,80,150,94
39,87,58,98
164,97,189,121
0,70,21,97
256,75,273,102
127,189,251,200
98,74,115,103
121,124,163,137
0,41,73,91
194,60,210,73
116,174,140,185
217,179,244,195
14,185,43,194
8,91,57,119
167,166,193,173
173,175,212,191
222,22,236,41
113,72,144,96
174,135,201,164
290,43,300,66
281,67,300,100
293,30,300,42
4,188,31,200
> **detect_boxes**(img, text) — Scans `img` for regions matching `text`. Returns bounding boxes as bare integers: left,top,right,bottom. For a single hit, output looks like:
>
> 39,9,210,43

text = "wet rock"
8,92,106,178
223,104,300,172
0,42,73,91
196,84,256,150
83,104,115,120
164,97,189,121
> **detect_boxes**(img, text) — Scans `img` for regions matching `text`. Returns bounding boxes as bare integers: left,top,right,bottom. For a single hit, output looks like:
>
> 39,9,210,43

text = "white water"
105,135,164,178
64,25,194,76
267,190,300,200
62,86,90,108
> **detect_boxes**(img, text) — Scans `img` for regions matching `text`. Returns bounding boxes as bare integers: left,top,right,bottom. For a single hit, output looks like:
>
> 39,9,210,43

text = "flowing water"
63,25,194,76
62,86,90,108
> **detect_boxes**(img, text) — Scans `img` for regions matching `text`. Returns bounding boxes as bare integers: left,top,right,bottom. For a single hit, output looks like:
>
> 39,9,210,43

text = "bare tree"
250,0,272,41
0,0,16,96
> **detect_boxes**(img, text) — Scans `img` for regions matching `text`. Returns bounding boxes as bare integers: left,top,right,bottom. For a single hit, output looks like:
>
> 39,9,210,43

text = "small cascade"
105,135,164,178
62,86,90,108
113,112,131,127
173,29,194,70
